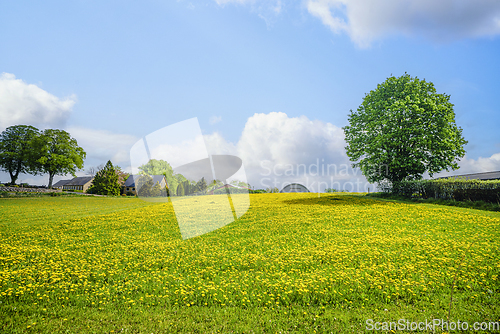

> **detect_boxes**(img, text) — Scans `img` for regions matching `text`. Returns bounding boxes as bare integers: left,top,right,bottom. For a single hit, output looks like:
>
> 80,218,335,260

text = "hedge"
386,178,500,203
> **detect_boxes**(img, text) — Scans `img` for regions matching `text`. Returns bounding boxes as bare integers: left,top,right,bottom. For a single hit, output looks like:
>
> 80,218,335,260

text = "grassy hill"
1,194,499,333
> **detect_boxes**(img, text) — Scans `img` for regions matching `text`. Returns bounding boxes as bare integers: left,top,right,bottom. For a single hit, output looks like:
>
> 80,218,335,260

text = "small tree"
176,182,185,196
33,129,86,188
0,125,40,185
343,73,467,186
150,182,161,197
86,160,121,195
137,175,153,197
195,177,208,194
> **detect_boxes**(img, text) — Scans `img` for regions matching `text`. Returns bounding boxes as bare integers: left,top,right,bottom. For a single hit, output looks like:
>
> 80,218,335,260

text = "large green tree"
138,159,179,193
0,125,40,184
33,129,86,188
343,73,467,185
87,160,121,195
137,175,153,197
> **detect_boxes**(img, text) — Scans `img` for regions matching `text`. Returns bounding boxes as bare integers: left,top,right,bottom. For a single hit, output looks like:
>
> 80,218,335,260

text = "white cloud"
0,73,76,131
66,126,138,167
204,132,238,155
436,152,500,177
235,112,371,191
209,115,222,125
306,0,500,47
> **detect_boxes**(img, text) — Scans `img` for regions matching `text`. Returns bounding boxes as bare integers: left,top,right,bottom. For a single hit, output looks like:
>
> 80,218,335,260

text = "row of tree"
175,178,208,196
135,159,251,197
0,125,86,187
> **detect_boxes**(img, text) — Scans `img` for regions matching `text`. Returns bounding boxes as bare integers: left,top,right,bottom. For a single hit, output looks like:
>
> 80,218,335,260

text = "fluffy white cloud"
306,0,500,47
235,112,370,191
436,152,500,177
0,73,75,131
204,132,238,155
66,126,138,168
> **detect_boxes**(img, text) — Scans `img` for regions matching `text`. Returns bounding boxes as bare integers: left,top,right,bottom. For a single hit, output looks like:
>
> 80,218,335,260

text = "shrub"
250,189,266,194
387,178,500,203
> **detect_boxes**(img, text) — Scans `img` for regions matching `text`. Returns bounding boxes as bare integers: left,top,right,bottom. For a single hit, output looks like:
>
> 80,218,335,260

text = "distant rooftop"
52,179,71,188
439,171,500,180
64,176,94,186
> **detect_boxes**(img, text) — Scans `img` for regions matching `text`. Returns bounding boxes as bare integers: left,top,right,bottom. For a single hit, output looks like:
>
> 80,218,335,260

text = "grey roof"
124,175,166,187
64,176,94,186
440,171,500,180
280,183,310,193
52,179,71,188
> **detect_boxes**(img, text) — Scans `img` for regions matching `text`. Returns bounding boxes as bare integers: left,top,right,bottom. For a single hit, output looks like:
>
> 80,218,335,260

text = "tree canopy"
0,125,40,184
87,160,121,196
138,159,179,193
137,175,154,197
343,73,467,185
33,129,86,188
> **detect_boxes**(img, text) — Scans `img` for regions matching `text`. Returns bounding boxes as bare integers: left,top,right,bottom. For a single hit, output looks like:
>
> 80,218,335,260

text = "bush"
387,178,500,203
250,189,266,194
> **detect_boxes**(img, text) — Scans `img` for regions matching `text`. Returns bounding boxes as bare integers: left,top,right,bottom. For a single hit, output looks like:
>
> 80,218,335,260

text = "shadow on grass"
366,193,500,212
282,194,391,207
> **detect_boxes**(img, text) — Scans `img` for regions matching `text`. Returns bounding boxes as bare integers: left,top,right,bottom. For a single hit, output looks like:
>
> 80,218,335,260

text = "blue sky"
1,0,499,190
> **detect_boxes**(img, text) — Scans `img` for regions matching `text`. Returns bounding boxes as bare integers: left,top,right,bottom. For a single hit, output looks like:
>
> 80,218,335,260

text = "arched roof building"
280,183,310,193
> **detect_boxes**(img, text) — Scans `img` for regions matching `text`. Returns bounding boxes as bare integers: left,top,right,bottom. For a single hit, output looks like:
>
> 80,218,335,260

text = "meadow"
1,194,499,333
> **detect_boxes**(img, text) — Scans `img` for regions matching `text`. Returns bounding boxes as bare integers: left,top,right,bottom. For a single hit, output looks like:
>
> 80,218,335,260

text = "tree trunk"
9,170,19,185
48,173,54,188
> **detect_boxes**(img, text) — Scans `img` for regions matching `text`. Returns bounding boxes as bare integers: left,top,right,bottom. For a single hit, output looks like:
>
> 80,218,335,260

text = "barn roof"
64,176,94,186
440,171,500,180
52,179,71,188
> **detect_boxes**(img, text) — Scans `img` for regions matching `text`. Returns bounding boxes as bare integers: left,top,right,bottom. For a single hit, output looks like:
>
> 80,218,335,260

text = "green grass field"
1,194,499,333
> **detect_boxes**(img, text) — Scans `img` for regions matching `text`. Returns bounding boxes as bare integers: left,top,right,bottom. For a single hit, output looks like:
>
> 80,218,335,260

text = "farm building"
280,183,310,193
123,175,167,195
52,179,71,189
62,176,94,192
439,171,500,181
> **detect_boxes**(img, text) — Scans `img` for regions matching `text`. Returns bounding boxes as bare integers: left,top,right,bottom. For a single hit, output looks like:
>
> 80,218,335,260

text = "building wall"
82,181,93,192
123,186,137,195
